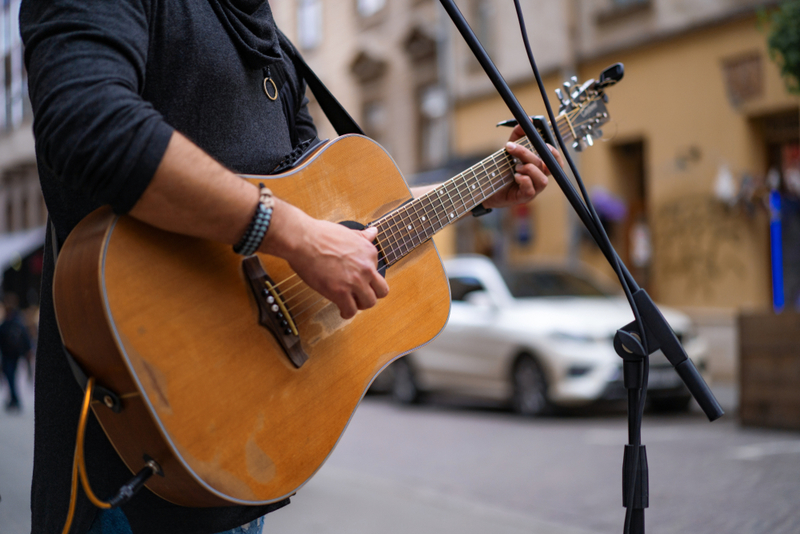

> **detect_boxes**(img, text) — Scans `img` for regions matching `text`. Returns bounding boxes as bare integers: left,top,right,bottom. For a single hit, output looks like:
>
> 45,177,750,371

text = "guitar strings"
265,109,588,325
266,107,579,295
285,150,521,325
274,131,534,317
289,168,515,322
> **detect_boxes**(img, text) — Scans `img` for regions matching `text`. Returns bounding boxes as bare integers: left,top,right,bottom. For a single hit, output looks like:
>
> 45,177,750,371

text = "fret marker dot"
492,172,496,177
422,216,426,221
472,184,476,189
450,213,454,218
407,225,412,230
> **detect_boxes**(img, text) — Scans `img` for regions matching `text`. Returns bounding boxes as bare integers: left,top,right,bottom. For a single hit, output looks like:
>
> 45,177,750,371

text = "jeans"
1,355,20,408
86,508,266,534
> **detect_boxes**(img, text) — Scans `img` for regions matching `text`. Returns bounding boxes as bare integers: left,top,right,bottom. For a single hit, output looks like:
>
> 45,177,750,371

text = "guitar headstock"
555,63,623,151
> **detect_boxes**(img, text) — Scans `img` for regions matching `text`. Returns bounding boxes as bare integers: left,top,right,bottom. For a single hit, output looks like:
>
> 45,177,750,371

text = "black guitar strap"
283,42,365,137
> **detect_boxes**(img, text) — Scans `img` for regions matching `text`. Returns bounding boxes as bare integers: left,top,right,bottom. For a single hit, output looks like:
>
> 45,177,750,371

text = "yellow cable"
61,447,80,534
61,377,111,534
76,378,112,509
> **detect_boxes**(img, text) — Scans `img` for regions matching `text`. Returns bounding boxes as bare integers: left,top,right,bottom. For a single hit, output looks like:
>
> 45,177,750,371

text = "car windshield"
504,270,610,298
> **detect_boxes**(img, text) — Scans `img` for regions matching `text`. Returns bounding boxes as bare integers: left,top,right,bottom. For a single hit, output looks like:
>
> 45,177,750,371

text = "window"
357,0,385,18
418,84,449,169
449,277,486,302
297,0,322,50
467,0,494,72
504,270,610,299
0,0,27,131
363,100,387,145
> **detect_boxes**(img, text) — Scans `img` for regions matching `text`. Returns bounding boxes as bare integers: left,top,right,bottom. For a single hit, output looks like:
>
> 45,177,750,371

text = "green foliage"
763,0,800,94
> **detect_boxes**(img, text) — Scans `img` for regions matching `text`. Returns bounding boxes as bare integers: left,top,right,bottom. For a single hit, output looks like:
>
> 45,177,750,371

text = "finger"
547,144,564,170
337,294,358,320
509,124,526,142
506,142,543,168
361,226,378,242
353,284,377,311
370,271,390,299
514,162,548,194
513,172,536,200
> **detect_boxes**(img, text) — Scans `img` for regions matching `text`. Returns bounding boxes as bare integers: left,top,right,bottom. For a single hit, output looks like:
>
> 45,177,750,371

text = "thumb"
361,226,378,241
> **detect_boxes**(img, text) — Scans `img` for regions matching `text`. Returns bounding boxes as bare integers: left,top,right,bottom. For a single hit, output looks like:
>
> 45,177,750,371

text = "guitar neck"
373,116,574,268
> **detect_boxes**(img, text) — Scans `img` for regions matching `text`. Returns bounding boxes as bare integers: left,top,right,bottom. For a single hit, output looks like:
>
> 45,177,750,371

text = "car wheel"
649,395,692,413
512,354,550,416
391,358,420,405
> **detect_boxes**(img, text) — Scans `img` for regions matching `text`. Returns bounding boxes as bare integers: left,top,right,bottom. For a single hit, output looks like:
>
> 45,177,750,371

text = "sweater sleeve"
20,0,174,214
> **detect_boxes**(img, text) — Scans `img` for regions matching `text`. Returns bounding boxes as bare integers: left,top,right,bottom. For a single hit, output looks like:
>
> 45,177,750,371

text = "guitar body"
53,135,451,507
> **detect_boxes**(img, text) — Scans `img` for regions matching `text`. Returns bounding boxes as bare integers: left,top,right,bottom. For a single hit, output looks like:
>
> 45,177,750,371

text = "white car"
380,255,708,415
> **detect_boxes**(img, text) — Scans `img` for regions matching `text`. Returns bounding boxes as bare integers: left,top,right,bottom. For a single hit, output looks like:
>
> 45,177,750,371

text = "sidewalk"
262,465,600,534
0,378,737,534
0,375,599,534
0,368,35,534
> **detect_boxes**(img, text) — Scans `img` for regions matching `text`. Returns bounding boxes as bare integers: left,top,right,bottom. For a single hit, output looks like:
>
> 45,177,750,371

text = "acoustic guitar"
53,69,620,507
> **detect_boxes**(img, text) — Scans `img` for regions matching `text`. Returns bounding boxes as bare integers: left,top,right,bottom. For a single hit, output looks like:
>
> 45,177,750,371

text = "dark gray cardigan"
20,0,316,531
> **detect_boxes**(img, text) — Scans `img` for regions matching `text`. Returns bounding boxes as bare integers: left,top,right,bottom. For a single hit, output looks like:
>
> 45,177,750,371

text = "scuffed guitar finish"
53,135,451,506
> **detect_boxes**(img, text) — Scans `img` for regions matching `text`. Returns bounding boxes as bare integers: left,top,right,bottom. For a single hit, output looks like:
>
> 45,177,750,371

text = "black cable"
508,3,650,533
510,0,648,358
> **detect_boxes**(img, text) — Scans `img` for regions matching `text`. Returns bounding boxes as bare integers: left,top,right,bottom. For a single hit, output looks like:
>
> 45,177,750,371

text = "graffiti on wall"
653,195,752,299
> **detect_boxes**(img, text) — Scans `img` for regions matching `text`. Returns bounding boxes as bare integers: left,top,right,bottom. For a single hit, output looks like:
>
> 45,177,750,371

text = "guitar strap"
283,42,365,137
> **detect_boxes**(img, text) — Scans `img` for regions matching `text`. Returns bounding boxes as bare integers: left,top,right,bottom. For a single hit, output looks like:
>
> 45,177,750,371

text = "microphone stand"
437,2,725,532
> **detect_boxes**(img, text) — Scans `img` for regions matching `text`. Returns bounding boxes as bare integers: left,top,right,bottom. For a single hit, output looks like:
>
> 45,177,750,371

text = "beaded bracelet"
233,185,274,256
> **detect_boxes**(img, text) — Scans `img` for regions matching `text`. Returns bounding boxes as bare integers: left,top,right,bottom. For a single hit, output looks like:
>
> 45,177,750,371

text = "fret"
386,212,410,259
409,200,434,243
425,190,448,231
437,185,456,223
377,227,398,265
465,167,482,207
475,163,491,204
394,208,415,256
377,113,574,266
404,202,429,248
452,173,471,216
382,218,404,264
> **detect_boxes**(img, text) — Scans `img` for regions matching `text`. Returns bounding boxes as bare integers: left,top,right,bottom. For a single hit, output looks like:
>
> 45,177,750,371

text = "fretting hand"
482,125,563,210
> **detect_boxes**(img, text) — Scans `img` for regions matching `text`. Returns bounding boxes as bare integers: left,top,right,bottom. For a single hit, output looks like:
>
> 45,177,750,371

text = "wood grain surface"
53,135,451,506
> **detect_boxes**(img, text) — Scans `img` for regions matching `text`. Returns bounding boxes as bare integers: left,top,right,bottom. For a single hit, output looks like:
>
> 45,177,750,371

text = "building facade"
0,0,46,307
3,1,797,372
452,0,798,310
277,0,799,380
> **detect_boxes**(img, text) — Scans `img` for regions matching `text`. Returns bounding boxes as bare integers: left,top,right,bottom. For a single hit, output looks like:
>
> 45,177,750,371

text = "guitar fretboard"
370,103,586,268
372,137,534,267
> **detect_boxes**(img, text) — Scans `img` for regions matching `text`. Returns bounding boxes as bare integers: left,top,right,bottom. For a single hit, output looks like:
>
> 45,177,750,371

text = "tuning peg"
570,76,578,85
555,88,565,102
585,134,594,147
563,82,575,104
572,140,583,152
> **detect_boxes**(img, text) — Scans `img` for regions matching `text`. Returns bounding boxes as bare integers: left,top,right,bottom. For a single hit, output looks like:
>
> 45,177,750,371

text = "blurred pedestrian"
0,293,33,412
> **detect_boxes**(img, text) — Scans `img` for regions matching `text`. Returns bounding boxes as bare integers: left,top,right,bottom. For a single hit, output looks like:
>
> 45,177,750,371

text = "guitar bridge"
242,256,308,368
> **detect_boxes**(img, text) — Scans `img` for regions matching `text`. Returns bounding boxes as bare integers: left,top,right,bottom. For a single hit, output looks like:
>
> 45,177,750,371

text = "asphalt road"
3,380,800,534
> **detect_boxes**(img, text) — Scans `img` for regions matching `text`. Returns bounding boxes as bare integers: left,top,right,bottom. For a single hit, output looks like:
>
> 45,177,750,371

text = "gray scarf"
207,0,282,69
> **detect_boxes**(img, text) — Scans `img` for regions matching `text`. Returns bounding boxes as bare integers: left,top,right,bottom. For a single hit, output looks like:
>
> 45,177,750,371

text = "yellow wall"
453,15,800,310
452,72,573,263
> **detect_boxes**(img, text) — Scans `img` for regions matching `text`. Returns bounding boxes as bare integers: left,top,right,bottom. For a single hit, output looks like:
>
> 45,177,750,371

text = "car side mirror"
464,290,495,309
